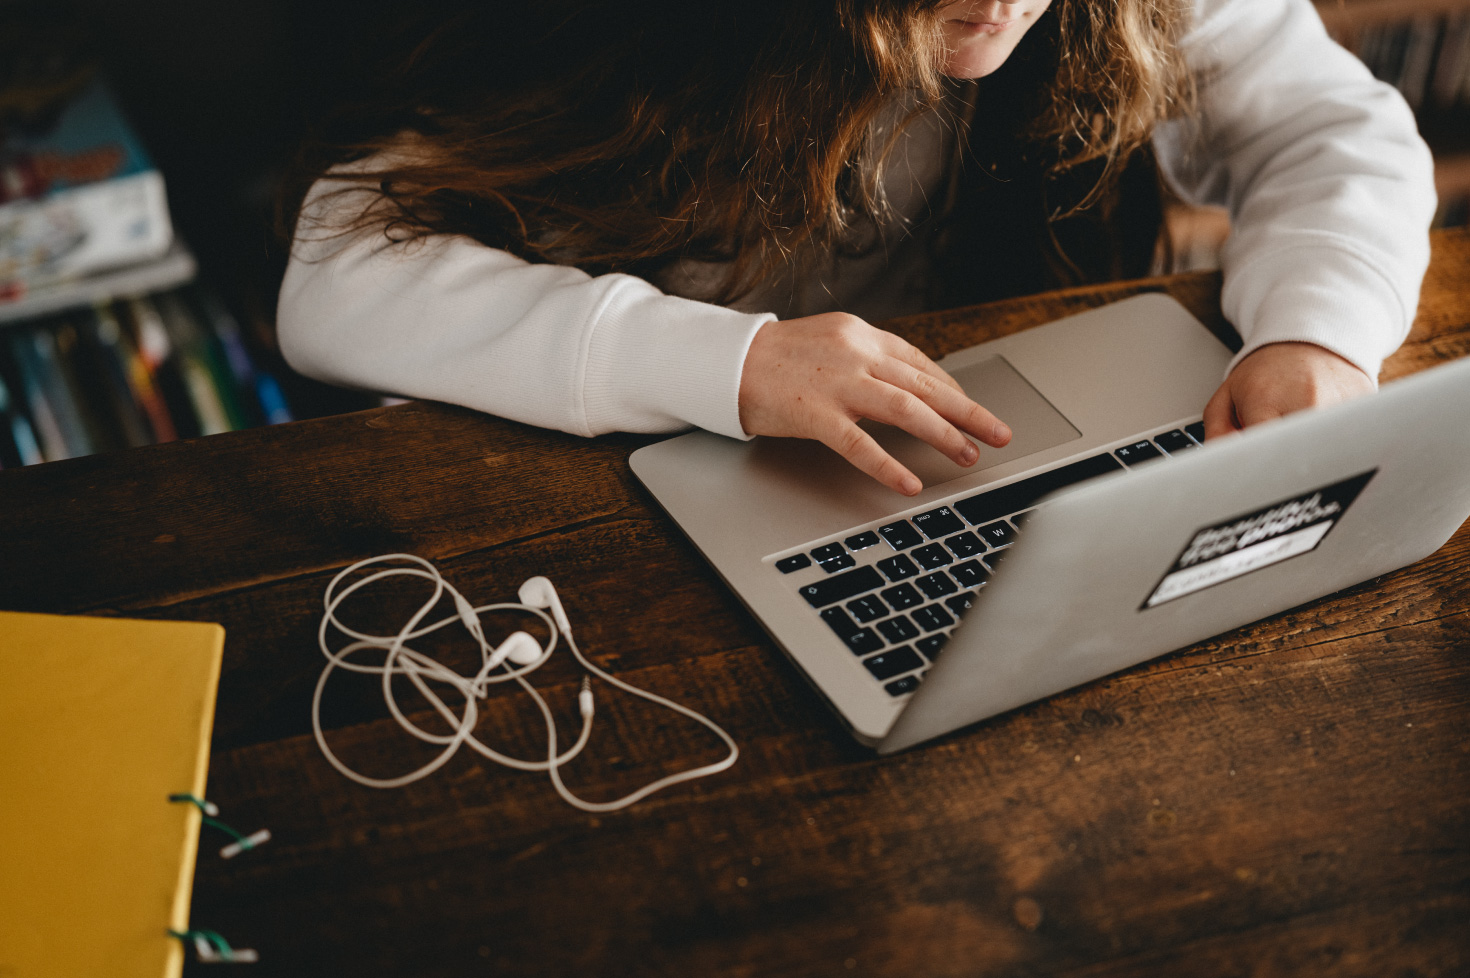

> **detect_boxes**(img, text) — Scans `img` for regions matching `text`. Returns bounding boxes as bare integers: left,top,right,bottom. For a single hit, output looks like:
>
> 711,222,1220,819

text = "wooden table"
4,229,1468,978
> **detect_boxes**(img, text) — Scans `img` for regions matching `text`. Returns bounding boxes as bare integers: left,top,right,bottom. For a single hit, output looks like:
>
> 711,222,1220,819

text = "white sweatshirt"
278,0,1436,442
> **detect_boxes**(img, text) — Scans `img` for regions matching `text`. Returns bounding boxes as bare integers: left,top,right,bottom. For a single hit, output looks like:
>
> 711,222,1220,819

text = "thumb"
1202,379,1240,441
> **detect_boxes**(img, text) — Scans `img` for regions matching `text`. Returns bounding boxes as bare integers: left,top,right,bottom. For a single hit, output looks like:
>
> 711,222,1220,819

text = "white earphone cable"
312,554,737,809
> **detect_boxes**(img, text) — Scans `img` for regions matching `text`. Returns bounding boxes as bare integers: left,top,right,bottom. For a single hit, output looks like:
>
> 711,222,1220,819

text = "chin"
942,45,1018,78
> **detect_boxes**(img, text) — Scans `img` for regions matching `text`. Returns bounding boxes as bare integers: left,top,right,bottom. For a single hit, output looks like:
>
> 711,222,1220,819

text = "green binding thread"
168,794,256,851
168,928,241,961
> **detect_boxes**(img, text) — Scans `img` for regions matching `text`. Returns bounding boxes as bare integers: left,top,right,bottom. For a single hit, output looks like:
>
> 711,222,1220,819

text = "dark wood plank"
0,402,661,612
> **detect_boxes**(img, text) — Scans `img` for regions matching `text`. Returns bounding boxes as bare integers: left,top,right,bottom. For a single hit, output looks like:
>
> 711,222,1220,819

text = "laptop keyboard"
773,422,1207,698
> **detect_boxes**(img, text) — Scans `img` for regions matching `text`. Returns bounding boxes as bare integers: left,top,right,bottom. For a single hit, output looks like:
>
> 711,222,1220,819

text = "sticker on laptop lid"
1142,469,1376,609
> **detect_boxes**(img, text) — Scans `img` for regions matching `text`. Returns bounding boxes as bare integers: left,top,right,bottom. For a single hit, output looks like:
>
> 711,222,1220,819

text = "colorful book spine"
0,362,42,467
8,328,71,461
51,318,122,454
0,285,299,467
186,287,286,428
124,295,201,440
148,293,229,437
0,340,40,466
80,304,153,449
19,326,97,459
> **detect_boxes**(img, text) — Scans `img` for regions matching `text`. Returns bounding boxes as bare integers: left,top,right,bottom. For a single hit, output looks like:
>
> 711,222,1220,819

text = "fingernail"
994,421,1012,443
901,476,922,495
961,443,978,465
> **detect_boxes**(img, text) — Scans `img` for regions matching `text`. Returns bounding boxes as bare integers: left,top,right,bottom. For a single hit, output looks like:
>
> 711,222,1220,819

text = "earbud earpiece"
496,630,543,666
517,576,571,637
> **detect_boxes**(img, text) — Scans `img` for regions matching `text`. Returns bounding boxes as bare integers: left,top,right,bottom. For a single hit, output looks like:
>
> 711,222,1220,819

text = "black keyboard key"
945,593,974,617
955,453,1123,526
878,520,924,551
863,646,924,681
976,520,1014,546
1115,440,1163,466
844,530,880,551
818,552,855,572
876,554,920,582
911,543,953,570
776,554,811,574
912,605,955,632
823,608,883,654
885,675,922,697
916,572,959,599
847,595,888,623
949,560,990,588
945,531,985,558
811,543,847,564
916,634,948,660
820,606,860,640
881,583,923,610
876,615,920,644
1185,421,1206,444
798,565,884,608
912,506,965,540
983,548,1011,569
1154,429,1196,455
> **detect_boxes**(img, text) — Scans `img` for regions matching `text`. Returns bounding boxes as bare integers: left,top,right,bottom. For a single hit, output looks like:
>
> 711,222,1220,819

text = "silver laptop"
629,294,1470,752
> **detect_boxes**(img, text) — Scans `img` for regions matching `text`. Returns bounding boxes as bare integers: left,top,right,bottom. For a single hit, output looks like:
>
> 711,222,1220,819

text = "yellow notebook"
0,610,224,978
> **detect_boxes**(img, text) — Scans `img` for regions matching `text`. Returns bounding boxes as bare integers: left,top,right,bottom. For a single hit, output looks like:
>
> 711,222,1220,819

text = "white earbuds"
312,554,738,812
496,630,543,666
517,575,571,636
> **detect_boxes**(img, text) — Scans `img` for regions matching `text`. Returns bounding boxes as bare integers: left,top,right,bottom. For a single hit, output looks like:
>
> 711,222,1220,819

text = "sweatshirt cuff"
1222,238,1418,384
581,277,775,440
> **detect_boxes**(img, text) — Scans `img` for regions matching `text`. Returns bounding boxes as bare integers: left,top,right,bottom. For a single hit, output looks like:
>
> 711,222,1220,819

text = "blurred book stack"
0,17,294,469
0,287,293,467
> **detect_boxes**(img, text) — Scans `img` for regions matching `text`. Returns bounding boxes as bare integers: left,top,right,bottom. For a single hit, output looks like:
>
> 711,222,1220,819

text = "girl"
278,0,1434,496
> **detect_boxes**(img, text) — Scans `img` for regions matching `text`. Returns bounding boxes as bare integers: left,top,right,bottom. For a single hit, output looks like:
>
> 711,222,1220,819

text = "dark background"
3,0,399,417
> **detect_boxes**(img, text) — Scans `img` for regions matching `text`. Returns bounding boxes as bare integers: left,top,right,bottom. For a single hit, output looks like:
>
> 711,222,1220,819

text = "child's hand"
738,313,1012,495
1203,342,1376,439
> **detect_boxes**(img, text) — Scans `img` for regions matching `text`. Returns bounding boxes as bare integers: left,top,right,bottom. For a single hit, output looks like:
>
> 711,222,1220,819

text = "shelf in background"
1315,0,1470,31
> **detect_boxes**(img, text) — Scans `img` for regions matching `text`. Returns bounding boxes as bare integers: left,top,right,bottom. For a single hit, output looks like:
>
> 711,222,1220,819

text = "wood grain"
2,227,1466,978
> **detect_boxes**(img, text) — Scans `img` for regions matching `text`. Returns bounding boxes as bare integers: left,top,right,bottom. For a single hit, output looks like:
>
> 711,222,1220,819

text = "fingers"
840,343,1012,493
889,337,967,395
1210,343,1378,438
852,377,980,469
821,420,924,496
738,313,1015,495
1202,379,1241,441
870,355,1012,448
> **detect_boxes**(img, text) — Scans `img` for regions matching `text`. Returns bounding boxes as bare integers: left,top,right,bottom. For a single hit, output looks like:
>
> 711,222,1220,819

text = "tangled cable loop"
312,553,738,811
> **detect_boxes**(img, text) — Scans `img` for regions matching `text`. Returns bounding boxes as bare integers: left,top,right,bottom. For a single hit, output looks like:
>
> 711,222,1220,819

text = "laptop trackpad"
864,356,1081,490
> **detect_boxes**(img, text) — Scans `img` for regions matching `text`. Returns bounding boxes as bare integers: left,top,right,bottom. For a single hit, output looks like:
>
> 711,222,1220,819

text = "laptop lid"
880,353,1470,752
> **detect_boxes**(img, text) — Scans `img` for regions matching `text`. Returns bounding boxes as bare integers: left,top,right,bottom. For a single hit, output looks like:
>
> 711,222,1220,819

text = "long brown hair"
282,0,1194,304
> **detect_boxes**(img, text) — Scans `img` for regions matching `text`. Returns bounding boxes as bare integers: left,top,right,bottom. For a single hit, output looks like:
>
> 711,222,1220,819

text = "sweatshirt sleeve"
1153,0,1437,381
276,180,774,440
